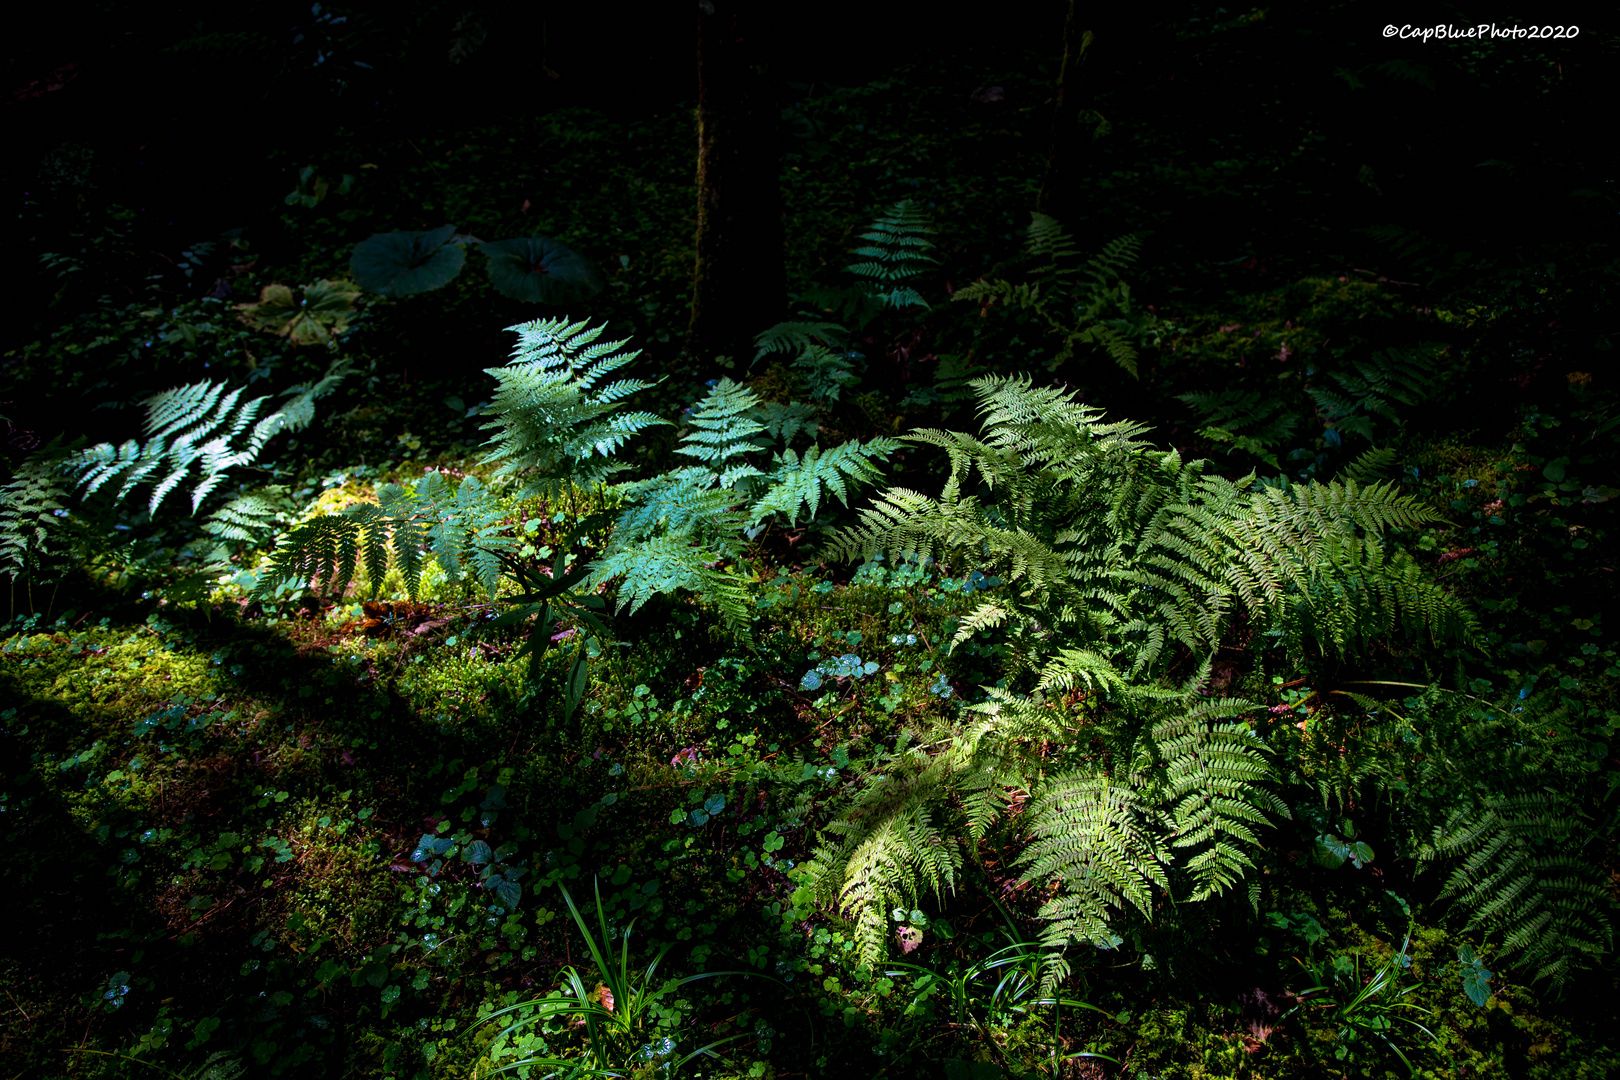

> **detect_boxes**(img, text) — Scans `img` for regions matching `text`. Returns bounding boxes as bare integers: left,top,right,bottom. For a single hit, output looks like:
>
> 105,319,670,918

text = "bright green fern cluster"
0,362,348,598
590,377,899,629
258,319,897,636
806,375,1475,974
259,471,512,601
482,317,669,498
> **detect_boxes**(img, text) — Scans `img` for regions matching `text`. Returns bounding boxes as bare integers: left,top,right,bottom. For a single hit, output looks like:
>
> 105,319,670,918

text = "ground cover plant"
2,4,1616,1079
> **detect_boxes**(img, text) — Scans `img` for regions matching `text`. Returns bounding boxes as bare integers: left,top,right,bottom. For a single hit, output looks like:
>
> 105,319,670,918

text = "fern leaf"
748,438,900,527
847,200,937,310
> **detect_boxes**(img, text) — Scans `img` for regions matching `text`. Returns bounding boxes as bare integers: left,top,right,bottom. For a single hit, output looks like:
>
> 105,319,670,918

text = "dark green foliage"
847,199,938,310
5,31,1616,1080
0,453,73,586
954,214,1145,374
348,225,467,296
479,236,606,304
752,320,849,363
1310,345,1446,442
1324,687,1616,982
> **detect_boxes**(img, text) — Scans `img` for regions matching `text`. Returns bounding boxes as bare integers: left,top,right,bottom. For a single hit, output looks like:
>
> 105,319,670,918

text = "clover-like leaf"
481,236,605,304
236,279,360,345
350,225,466,296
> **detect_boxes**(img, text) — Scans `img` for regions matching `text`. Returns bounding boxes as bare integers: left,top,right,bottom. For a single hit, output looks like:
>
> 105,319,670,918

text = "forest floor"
3,28,1617,1080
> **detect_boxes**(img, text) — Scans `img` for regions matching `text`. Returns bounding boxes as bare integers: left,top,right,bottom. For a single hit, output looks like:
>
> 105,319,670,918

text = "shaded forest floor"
3,19,1617,1080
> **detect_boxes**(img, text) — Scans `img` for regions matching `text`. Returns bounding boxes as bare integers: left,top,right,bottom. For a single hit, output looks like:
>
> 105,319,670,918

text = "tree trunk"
686,1,786,364
1036,0,1094,228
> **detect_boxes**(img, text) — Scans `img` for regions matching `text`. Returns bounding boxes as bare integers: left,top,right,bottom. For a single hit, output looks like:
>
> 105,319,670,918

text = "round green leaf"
350,225,466,296
480,236,605,304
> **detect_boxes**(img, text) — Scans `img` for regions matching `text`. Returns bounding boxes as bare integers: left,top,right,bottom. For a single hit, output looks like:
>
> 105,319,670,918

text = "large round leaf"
350,225,466,296
481,237,605,304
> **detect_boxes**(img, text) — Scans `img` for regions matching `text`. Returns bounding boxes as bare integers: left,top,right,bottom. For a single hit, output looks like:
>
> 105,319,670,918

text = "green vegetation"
3,6,1615,1080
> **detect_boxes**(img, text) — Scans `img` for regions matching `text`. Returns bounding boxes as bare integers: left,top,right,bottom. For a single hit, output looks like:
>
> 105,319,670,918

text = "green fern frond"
847,200,937,310
588,534,744,621
257,471,512,601
1310,345,1445,442
482,316,668,498
673,378,768,488
1137,701,1284,901
1340,446,1398,484
0,455,73,583
262,514,369,599
748,438,901,527
1022,772,1171,939
748,401,819,445
1025,211,1083,265
753,320,849,363
792,345,861,403
611,467,746,547
73,361,349,519
202,487,296,545
1178,389,1301,451
954,220,1143,375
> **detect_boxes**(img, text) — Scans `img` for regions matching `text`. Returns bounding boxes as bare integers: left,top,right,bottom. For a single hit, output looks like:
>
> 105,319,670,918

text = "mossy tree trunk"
686,0,786,364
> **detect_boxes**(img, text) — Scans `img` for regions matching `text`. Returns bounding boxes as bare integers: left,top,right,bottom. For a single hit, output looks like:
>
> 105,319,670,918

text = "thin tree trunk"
686,1,786,364
1036,0,1094,227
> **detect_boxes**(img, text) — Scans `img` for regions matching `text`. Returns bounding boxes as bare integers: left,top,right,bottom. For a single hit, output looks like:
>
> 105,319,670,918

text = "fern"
589,378,897,629
748,439,902,528
832,375,1466,684
73,361,348,519
753,320,849,363
482,316,669,498
806,375,1477,970
0,454,73,586
954,214,1144,375
1318,686,1616,984
258,471,513,601
1310,346,1445,442
1177,388,1301,457
793,345,863,403
0,364,346,601
749,400,819,444
672,378,770,488
202,486,298,545
847,199,938,310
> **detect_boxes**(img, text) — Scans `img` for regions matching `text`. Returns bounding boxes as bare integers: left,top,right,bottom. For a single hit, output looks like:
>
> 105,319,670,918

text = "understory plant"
0,359,351,612
475,881,765,1078
254,315,900,701
799,373,1610,985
